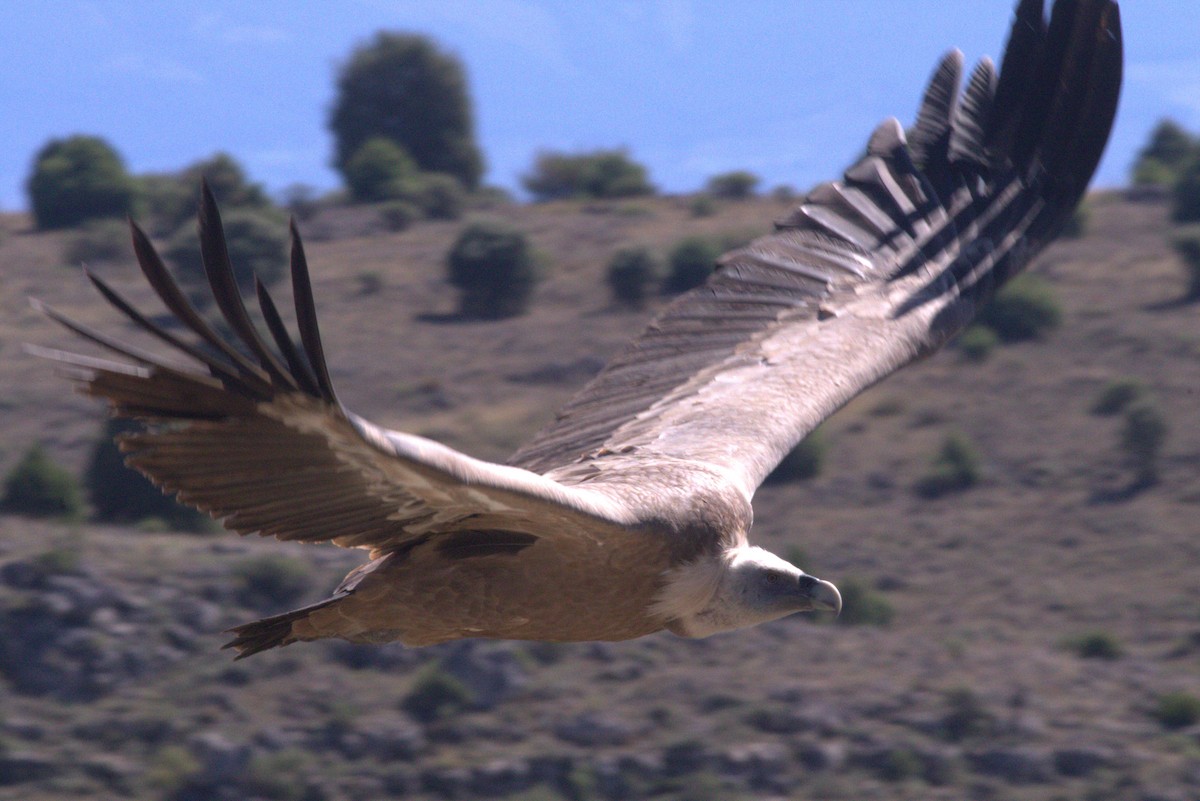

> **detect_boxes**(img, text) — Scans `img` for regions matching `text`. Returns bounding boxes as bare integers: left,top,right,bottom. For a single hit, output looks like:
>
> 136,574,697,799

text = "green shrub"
605,247,661,308
1172,159,1200,223
165,207,288,297
664,236,720,294
343,137,420,203
835,577,894,627
63,218,132,267
85,418,211,532
1151,691,1200,729
977,274,1062,342
765,429,826,484
379,199,422,232
1090,378,1146,416
138,153,274,236
401,664,473,723
1,443,83,519
26,135,136,230
940,687,994,741
689,195,717,217
1131,158,1177,190
1121,401,1167,487
957,325,998,363
330,31,483,189
1171,227,1200,301
231,555,313,613
241,749,308,801
1067,631,1124,660
446,221,539,319
706,170,759,199
1060,201,1090,239
913,432,981,499
414,172,466,220
357,271,385,295
522,148,654,201
1133,119,1197,185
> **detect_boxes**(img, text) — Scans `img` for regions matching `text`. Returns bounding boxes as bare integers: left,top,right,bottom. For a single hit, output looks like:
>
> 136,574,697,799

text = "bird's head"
655,545,841,638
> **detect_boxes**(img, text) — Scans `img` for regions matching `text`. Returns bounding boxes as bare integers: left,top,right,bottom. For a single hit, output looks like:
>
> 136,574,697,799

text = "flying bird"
32,0,1121,658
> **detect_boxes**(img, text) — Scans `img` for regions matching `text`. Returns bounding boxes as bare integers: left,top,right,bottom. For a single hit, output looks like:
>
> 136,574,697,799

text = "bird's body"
33,0,1122,658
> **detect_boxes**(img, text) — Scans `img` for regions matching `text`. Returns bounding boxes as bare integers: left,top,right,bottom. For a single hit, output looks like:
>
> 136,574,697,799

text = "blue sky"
2,1,1197,212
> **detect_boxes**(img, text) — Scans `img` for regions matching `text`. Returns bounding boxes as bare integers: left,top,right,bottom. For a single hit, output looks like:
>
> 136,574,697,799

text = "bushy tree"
343,137,420,203
1131,119,1196,188
26,135,135,230
664,236,719,294
138,153,273,236
522,149,654,201
85,418,210,532
330,32,483,190
1,443,83,519
605,247,661,308
706,170,760,199
447,221,538,319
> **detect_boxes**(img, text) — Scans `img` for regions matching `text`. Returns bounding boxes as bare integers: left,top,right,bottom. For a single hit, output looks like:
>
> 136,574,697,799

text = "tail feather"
222,594,347,660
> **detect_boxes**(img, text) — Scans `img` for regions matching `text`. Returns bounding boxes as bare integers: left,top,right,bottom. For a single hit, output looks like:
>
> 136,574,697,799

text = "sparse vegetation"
706,170,760,200
605,247,661,308
1066,631,1124,660
913,432,982,499
1090,377,1146,416
835,577,895,627
231,555,314,613
1151,691,1200,730
414,172,467,220
1171,226,1200,300
1,443,83,519
940,687,994,742
402,664,473,723
343,136,420,203
330,31,483,189
664,236,719,294
977,273,1062,342
1172,159,1200,223
27,135,136,230
522,149,654,202
447,220,539,319
63,218,132,267
165,206,288,297
957,325,998,363
1120,400,1167,487
765,429,826,484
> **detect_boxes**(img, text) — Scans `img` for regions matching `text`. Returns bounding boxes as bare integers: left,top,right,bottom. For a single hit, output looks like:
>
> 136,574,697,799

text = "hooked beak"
799,574,842,616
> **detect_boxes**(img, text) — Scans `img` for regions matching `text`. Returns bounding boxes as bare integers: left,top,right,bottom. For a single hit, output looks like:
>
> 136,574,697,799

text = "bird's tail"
222,594,347,659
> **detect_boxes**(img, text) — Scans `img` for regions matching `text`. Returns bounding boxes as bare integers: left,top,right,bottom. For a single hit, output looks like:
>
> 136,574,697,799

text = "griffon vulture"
32,0,1122,657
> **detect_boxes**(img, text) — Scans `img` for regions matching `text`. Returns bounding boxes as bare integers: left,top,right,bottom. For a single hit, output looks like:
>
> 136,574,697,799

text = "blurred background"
2,2,1199,800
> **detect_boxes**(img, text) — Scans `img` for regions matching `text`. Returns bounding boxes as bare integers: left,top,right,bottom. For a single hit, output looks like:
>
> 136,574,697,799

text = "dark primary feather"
508,0,1121,482
30,0,1120,555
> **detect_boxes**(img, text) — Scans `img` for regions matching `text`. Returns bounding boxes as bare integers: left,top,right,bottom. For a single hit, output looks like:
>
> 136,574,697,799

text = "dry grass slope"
0,193,1197,799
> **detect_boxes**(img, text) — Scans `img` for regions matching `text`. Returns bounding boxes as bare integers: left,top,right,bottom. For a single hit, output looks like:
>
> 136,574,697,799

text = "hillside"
0,193,1197,800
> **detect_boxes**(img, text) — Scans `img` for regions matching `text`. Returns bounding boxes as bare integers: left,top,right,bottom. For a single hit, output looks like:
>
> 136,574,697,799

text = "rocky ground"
0,193,1198,800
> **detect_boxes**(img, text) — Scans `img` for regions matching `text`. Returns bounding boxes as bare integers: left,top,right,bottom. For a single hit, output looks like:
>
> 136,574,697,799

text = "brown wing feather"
34,184,642,559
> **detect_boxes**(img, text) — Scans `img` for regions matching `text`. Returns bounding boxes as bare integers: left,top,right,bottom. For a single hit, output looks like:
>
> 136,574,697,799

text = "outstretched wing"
33,185,639,557
509,0,1122,499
